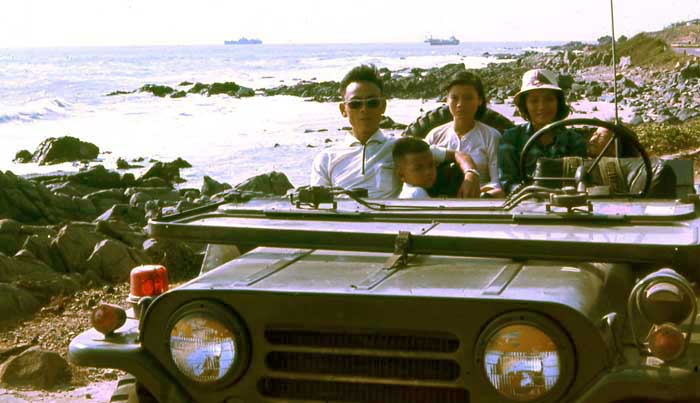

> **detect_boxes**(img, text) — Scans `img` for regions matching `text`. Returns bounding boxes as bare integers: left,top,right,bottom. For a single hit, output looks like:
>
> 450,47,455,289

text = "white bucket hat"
513,69,563,105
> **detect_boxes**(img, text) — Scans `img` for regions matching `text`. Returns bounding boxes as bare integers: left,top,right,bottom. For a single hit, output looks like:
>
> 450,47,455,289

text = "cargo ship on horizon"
424,36,460,46
224,37,262,45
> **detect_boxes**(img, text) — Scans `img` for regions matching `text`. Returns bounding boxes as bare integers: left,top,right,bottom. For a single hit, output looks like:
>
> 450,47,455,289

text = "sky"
1,0,698,47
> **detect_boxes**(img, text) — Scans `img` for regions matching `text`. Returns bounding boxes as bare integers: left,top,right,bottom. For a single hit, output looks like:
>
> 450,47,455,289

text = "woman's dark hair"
443,71,488,120
339,64,384,96
515,90,571,122
392,136,430,164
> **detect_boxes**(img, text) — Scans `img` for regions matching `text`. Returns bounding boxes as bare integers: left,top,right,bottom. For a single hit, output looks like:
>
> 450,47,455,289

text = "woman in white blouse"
425,71,503,198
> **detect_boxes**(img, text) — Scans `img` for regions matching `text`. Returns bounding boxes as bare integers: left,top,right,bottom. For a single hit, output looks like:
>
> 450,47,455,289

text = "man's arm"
310,152,331,187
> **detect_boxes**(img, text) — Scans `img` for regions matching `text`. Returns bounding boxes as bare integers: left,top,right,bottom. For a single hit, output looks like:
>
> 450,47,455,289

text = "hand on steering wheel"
517,118,652,197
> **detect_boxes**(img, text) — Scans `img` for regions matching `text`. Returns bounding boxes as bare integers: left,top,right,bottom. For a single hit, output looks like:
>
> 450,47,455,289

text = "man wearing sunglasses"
311,64,480,198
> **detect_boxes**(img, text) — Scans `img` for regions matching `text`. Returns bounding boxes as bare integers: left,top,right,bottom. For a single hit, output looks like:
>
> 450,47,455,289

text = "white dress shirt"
398,183,431,199
425,121,501,189
311,130,447,198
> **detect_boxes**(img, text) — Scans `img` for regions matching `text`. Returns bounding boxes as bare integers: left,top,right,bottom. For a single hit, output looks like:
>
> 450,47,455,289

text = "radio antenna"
609,0,620,124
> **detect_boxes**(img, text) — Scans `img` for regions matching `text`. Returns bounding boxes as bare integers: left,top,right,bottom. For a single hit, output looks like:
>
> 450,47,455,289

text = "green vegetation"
654,20,700,47
634,118,700,155
615,33,684,67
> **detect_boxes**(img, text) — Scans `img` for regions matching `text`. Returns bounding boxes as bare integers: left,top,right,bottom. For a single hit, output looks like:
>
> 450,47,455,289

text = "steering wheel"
518,118,653,197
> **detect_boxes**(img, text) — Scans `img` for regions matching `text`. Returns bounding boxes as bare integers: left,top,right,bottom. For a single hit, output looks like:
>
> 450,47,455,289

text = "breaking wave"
0,98,70,124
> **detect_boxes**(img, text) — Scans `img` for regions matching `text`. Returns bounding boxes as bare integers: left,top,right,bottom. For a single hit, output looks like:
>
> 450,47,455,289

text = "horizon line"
0,39,594,50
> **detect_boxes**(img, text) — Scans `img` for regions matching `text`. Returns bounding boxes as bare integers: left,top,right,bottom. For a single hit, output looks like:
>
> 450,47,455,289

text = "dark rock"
121,173,137,187
52,223,105,274
84,239,149,282
0,219,23,256
201,176,232,197
0,346,71,389
106,90,134,96
140,84,174,97
21,233,63,272
142,238,198,281
128,192,154,208
13,150,32,163
379,116,407,130
116,157,141,169
96,220,147,249
31,136,99,165
67,165,123,189
0,284,41,323
234,171,293,196
124,187,180,202
236,86,255,97
138,177,171,188
0,344,33,364
557,74,574,91
138,162,182,185
169,157,192,169
680,63,700,80
94,204,145,226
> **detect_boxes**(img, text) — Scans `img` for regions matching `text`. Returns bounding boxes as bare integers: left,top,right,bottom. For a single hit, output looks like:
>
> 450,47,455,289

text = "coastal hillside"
650,19,700,47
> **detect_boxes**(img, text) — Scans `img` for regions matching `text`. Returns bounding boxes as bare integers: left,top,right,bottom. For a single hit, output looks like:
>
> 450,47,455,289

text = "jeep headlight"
478,313,574,402
168,302,250,385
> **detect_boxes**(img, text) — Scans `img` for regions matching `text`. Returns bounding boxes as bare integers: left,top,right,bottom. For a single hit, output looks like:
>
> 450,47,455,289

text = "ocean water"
0,42,561,188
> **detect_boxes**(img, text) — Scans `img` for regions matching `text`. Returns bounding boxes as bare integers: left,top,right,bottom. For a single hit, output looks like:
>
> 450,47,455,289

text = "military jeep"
69,119,700,402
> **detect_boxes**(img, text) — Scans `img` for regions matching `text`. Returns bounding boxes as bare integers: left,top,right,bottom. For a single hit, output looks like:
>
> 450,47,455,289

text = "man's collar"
343,130,386,146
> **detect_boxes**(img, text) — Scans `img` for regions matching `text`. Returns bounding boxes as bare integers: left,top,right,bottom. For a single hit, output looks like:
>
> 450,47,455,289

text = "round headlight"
483,324,560,400
477,313,574,402
168,303,250,385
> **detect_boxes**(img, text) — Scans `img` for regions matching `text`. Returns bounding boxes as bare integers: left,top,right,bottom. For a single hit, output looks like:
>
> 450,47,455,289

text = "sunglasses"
345,97,383,110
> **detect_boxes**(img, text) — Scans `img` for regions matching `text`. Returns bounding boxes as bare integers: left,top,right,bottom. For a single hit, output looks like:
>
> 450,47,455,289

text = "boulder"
21,233,65,272
13,150,32,163
0,284,41,323
94,204,145,225
169,157,192,169
0,219,24,256
84,239,149,282
67,165,123,189
52,223,106,274
138,162,182,185
0,346,71,389
140,84,174,97
96,220,148,248
379,116,407,130
234,171,294,196
116,157,142,169
680,63,700,80
31,136,99,165
201,176,232,197
143,238,199,281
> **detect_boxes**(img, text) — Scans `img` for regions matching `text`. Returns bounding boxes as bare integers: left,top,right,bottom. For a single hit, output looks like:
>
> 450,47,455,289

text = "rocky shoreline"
2,32,700,393
115,34,700,125
0,135,296,390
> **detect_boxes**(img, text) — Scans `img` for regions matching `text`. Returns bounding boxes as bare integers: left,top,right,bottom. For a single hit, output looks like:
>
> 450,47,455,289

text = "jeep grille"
261,328,468,402
259,378,469,403
265,328,459,352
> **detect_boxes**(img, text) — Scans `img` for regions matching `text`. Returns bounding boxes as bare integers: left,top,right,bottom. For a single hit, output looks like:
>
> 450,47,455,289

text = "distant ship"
424,36,460,46
224,37,262,45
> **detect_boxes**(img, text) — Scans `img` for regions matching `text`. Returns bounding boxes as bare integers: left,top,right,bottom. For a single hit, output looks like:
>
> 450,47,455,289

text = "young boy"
393,136,466,199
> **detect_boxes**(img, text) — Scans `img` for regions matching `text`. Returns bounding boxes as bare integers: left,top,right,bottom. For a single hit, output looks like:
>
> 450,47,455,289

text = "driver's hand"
458,172,480,198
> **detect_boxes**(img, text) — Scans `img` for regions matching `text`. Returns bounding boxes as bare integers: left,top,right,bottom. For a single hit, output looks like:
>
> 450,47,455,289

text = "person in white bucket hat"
497,68,587,194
